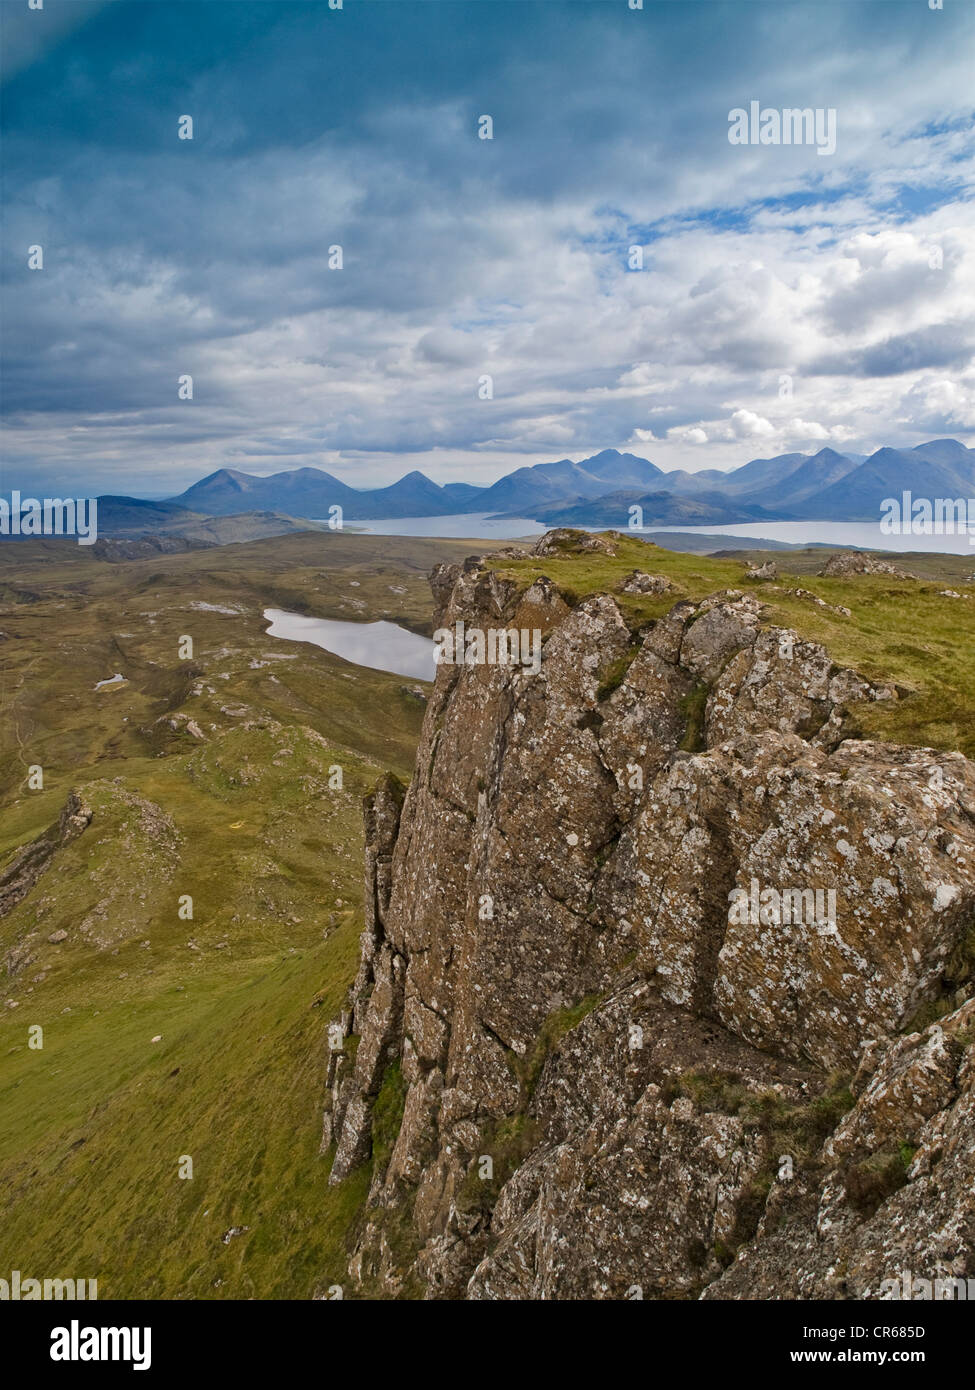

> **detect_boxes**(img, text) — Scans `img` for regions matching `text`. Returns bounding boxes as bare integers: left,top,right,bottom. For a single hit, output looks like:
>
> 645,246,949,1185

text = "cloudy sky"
2,0,974,498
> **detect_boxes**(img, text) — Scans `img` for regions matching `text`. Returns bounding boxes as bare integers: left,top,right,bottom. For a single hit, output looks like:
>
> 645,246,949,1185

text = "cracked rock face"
0,790,93,925
703,998,975,1301
323,554,975,1299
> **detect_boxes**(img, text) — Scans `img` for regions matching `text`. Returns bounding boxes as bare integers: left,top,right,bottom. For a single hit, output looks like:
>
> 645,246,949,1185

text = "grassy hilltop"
493,533,975,759
0,528,972,1297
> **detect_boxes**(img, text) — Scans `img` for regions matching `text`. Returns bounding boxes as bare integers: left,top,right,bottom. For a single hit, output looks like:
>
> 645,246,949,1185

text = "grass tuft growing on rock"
844,1147,913,1217
596,646,641,702
371,1061,408,1170
514,995,602,1100
675,1068,856,1260
458,1113,539,1220
678,683,709,752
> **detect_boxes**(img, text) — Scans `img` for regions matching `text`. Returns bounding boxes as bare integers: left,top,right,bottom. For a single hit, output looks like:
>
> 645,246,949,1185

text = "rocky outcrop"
619,570,676,596
323,545,975,1299
818,551,914,580
531,528,619,558
0,790,92,920
325,771,406,1181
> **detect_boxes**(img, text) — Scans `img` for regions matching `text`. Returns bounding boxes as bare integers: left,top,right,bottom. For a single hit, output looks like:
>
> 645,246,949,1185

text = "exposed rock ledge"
322,551,975,1299
0,790,93,920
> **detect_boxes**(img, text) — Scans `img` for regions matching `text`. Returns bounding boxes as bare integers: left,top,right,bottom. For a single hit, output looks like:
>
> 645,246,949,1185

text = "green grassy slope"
0,532,477,1298
0,929,370,1299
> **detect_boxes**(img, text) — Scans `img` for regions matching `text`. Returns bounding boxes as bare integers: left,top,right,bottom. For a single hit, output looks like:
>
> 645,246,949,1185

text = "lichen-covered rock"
703,1000,975,1300
680,592,764,684
818,551,914,579
322,538,975,1299
531,528,618,557
619,570,676,596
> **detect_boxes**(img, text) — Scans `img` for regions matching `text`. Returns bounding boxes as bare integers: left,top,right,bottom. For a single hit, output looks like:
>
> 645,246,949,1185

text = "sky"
1,0,974,498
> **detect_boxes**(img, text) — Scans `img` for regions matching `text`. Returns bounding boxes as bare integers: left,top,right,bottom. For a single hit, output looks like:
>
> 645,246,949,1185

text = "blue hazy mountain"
173,467,361,515
172,466,470,519
156,439,974,527
796,444,975,521
662,452,808,498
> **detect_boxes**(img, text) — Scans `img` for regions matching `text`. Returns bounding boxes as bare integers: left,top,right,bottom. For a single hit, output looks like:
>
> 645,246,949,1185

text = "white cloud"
788,418,831,440
731,409,776,439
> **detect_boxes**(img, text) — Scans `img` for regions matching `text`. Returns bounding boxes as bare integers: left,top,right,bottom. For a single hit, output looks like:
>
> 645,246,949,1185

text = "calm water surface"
320,513,974,554
263,609,435,681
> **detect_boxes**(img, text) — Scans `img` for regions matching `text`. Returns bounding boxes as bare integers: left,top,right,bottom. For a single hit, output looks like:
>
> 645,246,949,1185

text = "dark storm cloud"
811,325,975,380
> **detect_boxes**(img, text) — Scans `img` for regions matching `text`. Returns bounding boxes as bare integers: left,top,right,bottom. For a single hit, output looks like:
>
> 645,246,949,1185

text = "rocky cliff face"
323,541,975,1300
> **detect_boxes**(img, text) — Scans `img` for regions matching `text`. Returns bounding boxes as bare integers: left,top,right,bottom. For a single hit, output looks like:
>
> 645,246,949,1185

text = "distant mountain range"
87,438,975,537
504,440,974,528
168,466,485,521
